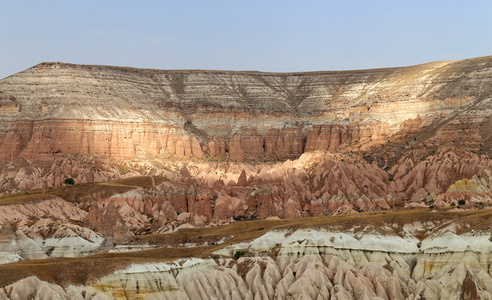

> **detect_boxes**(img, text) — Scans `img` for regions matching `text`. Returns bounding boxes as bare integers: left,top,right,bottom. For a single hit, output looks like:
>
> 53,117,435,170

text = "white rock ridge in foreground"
2,227,491,299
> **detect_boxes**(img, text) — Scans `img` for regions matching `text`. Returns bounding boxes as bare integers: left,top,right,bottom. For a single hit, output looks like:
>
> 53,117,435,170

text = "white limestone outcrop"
2,226,491,299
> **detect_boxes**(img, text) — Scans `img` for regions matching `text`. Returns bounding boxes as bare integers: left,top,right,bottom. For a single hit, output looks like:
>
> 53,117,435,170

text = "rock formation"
1,56,492,299
1,56,491,164
1,215,492,299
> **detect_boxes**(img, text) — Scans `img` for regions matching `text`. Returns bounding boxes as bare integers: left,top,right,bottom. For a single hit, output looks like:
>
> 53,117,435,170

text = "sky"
1,1,492,79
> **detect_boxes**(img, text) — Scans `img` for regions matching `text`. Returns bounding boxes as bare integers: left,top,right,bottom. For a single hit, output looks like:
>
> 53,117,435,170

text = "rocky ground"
0,209,491,299
1,56,492,298
0,150,491,299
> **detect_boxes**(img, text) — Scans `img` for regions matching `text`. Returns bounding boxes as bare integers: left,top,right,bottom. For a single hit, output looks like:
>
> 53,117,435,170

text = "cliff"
1,56,492,162
1,56,492,299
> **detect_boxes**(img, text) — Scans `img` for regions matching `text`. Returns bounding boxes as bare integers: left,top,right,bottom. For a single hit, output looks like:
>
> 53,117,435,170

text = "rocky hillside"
1,56,491,162
1,56,492,299
1,209,491,299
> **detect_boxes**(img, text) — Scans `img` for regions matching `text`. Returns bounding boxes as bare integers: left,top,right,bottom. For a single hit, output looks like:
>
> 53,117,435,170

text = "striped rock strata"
1,56,492,162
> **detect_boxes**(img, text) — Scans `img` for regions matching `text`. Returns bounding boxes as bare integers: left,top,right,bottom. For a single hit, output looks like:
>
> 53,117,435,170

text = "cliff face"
1,57,492,299
1,56,491,161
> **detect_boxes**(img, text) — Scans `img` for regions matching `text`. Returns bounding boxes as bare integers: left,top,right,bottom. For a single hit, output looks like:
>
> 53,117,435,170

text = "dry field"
0,176,168,206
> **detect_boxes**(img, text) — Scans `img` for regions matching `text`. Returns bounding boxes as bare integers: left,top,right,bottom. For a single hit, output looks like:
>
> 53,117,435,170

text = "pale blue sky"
1,1,491,78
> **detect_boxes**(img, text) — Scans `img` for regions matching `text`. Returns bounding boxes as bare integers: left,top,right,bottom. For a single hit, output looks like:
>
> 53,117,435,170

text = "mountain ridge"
26,59,455,76
1,55,491,164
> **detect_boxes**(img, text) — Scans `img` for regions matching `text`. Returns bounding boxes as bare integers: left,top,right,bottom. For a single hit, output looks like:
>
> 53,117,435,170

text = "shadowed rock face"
1,56,492,161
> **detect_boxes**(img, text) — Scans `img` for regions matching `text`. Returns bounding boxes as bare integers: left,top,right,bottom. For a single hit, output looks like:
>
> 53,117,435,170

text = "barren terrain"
1,56,492,299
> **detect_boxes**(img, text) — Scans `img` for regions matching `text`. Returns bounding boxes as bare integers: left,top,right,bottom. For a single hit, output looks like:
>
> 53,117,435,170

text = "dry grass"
0,248,208,288
50,183,133,204
107,176,168,189
0,176,168,206
1,207,490,288
0,193,58,206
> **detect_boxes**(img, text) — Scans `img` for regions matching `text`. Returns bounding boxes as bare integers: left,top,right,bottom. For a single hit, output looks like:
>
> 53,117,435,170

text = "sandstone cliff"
1,57,492,299
1,56,491,162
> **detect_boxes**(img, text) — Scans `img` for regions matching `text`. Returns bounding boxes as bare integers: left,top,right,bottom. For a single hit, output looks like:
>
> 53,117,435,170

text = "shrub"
233,250,245,259
64,178,75,185
458,199,466,206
